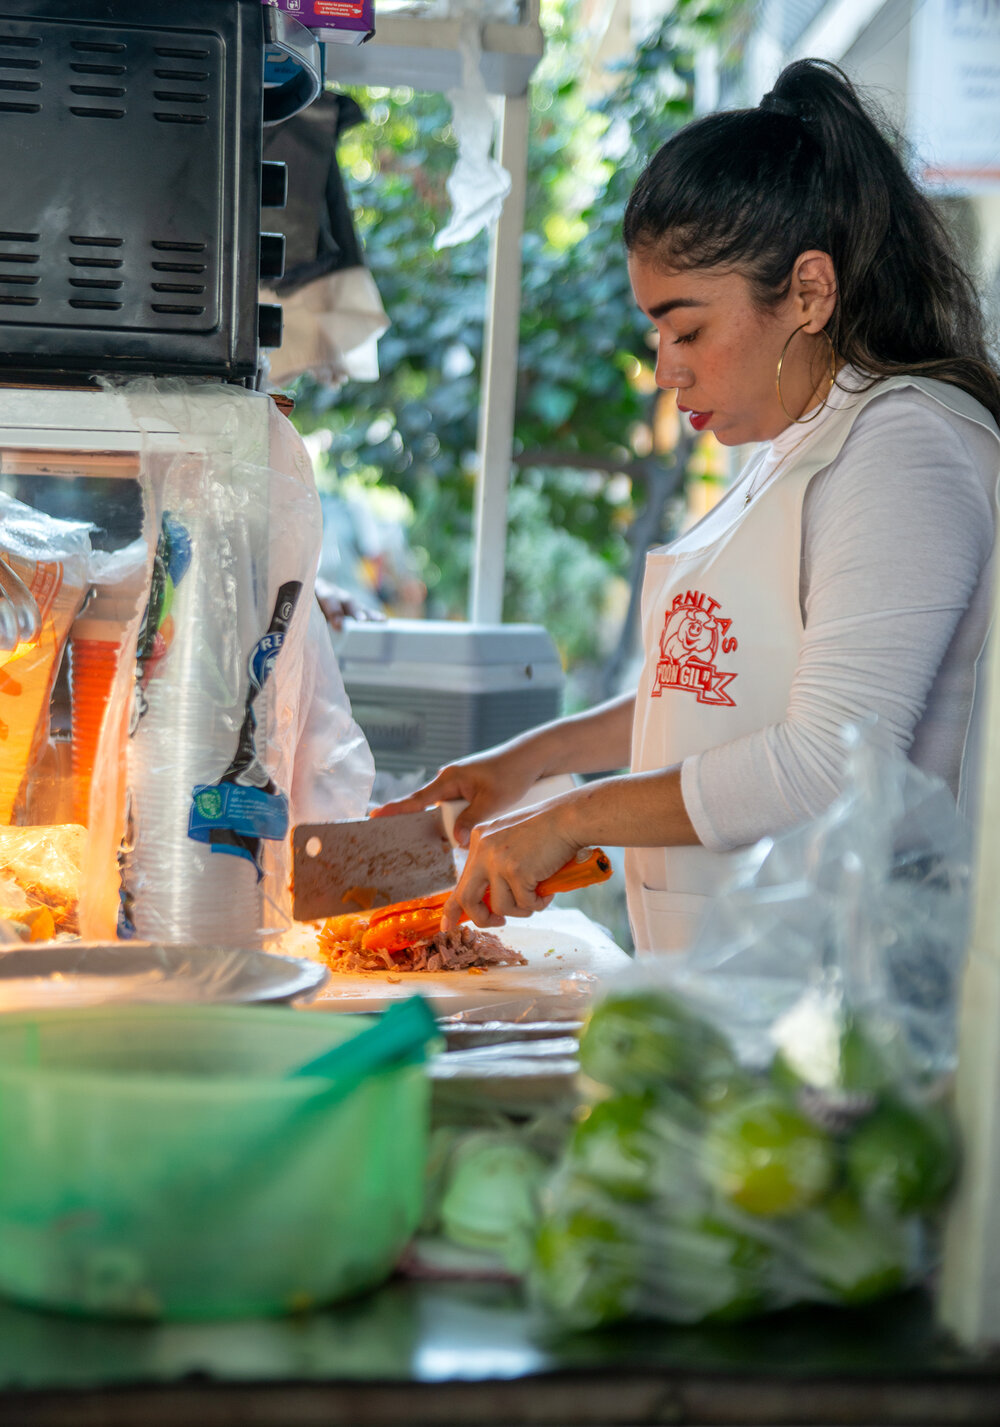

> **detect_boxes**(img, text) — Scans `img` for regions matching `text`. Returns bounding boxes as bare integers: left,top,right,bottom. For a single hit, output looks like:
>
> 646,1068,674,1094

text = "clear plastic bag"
107,378,373,946
530,726,967,1329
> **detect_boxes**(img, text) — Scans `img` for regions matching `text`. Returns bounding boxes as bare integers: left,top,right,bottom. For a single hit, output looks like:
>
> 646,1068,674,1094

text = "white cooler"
332,619,564,776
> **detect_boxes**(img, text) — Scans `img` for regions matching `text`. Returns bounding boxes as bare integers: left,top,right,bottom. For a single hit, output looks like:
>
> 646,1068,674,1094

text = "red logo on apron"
651,589,737,706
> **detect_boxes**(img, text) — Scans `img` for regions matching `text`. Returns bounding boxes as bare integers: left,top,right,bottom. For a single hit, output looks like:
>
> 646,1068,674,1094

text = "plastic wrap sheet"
0,824,85,942
0,495,92,828
84,378,374,949
527,726,967,1330
672,722,971,1077
434,5,512,250
0,942,328,1011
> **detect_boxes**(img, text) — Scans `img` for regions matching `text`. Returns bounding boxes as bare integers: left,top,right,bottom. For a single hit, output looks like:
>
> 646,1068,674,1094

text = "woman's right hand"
370,745,544,848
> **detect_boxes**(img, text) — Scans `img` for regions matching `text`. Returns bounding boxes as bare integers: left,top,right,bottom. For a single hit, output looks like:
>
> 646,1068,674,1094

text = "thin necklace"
742,416,824,508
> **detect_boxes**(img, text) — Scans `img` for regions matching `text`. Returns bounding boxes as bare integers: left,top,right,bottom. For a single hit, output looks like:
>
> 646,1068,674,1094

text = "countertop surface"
0,1280,998,1426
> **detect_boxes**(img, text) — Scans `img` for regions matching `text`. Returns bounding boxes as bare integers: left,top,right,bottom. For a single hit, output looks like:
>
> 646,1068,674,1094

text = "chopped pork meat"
319,923,528,974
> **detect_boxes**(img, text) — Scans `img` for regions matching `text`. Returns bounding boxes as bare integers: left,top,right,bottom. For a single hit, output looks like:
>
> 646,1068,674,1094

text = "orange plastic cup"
69,631,124,827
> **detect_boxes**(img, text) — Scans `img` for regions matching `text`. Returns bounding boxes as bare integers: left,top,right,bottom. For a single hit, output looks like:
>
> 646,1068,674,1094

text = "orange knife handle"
360,848,613,954
536,847,613,896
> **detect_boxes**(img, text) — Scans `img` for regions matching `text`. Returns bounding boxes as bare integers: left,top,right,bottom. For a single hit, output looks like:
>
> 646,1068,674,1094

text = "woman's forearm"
513,691,635,780
553,764,700,847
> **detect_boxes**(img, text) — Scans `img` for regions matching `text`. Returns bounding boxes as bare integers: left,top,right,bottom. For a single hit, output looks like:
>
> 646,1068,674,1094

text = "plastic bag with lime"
531,986,958,1328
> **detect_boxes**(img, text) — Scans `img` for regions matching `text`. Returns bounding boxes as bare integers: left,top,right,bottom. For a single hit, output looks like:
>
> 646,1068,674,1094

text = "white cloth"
261,268,389,389
681,376,999,850
625,372,1000,956
268,402,375,824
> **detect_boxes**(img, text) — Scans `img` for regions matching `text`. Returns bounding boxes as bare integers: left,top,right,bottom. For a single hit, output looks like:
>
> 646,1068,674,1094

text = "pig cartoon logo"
652,590,737,706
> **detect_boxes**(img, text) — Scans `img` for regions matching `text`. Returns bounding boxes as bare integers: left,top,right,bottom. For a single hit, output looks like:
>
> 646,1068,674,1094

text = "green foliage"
290,0,742,666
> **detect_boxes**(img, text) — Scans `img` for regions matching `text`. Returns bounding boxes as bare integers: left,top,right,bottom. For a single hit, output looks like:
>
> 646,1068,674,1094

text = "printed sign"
909,0,1000,190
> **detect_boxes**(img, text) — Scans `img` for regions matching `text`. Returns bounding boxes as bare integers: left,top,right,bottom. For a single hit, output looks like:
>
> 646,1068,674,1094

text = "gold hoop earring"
775,322,837,425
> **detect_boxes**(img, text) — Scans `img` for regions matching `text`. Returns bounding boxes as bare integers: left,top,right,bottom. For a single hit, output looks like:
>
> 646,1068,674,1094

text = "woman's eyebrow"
648,297,707,319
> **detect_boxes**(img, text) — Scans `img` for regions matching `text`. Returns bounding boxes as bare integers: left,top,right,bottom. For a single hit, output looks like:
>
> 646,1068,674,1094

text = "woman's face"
627,252,811,446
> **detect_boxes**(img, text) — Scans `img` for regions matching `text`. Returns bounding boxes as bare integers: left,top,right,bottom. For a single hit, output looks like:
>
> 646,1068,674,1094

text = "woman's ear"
793,250,837,330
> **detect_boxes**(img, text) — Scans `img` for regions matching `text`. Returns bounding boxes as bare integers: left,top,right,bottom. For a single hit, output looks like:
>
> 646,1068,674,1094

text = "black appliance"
0,0,289,382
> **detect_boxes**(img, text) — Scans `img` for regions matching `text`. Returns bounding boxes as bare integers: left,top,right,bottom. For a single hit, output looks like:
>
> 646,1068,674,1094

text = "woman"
374,59,1000,954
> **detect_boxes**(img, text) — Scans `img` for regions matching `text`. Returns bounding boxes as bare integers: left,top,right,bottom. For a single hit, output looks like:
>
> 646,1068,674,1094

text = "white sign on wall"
909,0,1000,190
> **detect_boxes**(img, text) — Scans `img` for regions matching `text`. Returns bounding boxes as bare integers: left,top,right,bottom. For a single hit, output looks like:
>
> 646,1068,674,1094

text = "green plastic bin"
0,1004,431,1320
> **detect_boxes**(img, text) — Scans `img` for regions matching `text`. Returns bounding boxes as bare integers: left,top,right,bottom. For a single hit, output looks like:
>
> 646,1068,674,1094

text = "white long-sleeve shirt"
680,377,1000,852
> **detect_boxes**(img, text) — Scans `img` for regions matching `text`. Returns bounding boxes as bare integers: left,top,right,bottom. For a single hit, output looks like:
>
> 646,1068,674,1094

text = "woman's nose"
655,351,690,392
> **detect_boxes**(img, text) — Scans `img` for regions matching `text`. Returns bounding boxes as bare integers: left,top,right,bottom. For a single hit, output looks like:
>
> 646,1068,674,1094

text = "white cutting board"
278,908,632,1015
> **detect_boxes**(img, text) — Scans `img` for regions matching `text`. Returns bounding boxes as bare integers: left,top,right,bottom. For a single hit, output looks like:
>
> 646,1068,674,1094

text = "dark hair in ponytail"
623,58,1000,424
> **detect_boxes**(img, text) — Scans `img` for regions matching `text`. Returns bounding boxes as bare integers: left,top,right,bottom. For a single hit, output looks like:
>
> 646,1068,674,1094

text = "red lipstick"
678,404,712,432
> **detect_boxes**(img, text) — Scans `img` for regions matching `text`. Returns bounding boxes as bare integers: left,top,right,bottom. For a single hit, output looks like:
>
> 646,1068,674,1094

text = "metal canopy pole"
469,91,529,625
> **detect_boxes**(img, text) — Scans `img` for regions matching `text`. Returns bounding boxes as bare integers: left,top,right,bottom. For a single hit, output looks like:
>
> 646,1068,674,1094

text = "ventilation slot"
0,252,38,264
0,232,38,241
152,241,206,252
0,295,39,306
71,41,126,54
69,256,123,269
154,89,207,103
0,102,40,113
70,278,123,290
0,57,41,70
153,111,207,125
152,303,205,315
70,84,125,98
70,106,125,119
154,68,208,81
0,274,38,285
70,62,125,75
70,236,123,247
152,282,206,294
69,299,123,310
154,47,210,59
0,78,39,91
152,261,206,274
0,35,41,48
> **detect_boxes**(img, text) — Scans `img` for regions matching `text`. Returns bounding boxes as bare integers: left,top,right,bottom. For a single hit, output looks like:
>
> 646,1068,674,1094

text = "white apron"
626,375,1000,955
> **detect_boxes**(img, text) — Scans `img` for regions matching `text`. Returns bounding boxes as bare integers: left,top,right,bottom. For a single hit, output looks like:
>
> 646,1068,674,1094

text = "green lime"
569,1092,702,1206
697,1068,762,1116
786,1190,909,1305
645,1212,776,1323
846,1098,957,1216
532,1204,639,1330
569,1094,658,1200
700,1089,836,1216
838,1018,909,1094
579,992,736,1097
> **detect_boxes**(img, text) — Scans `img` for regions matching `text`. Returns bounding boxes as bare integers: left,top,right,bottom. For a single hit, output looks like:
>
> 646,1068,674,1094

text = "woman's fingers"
451,797,502,847
370,768,462,818
441,882,503,932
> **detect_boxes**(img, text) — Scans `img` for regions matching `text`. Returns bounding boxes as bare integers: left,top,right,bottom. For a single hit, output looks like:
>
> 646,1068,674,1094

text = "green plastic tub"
0,1004,431,1320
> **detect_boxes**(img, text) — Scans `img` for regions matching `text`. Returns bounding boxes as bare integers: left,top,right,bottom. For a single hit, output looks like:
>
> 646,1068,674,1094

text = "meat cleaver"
291,808,457,922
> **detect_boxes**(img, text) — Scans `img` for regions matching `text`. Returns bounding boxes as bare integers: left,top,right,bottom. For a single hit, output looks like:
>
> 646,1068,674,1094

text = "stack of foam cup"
124,483,265,948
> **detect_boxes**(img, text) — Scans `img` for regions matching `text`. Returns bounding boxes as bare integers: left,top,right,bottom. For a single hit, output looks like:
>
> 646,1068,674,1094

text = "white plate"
0,943,328,1012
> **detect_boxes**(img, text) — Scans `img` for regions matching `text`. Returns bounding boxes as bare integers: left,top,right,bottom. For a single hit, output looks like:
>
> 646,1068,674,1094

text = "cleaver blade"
291,808,456,922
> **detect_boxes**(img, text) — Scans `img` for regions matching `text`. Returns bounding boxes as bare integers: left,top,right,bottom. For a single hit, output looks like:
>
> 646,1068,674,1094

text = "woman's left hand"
440,801,584,932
